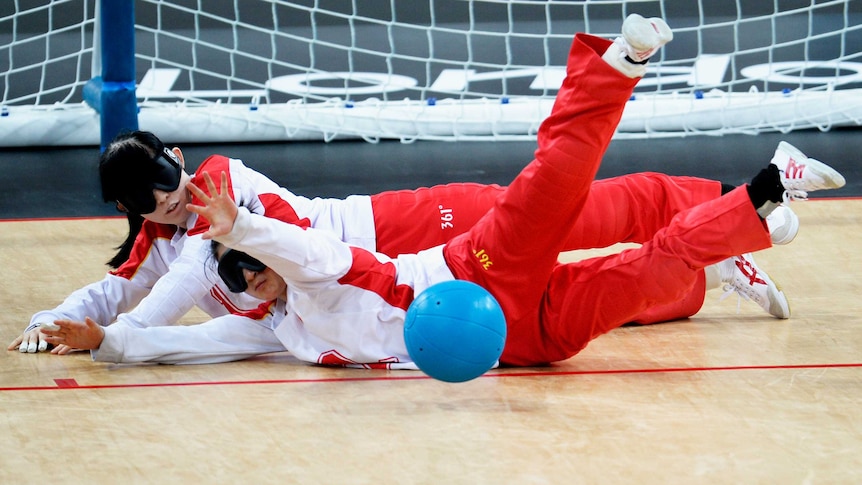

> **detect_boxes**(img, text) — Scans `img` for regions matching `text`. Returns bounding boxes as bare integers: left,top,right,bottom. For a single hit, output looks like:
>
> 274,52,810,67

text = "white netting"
2,0,861,146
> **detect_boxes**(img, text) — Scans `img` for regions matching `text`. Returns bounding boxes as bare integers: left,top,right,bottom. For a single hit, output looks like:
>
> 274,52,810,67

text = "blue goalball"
403,280,507,383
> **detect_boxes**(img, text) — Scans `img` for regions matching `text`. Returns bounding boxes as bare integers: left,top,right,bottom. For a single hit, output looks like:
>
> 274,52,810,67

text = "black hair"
100,130,167,268
209,239,223,265
107,212,145,269
99,130,166,206
205,239,224,285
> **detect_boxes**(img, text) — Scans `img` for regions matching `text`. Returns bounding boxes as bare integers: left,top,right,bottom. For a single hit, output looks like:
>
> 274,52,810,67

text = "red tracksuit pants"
439,33,772,366
372,173,721,325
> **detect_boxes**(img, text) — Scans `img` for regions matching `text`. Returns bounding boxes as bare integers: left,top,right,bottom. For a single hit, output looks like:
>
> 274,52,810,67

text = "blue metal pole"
83,0,138,150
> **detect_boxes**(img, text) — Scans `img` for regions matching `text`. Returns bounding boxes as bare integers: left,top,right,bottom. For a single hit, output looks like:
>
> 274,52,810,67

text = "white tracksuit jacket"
93,206,454,368
27,155,376,337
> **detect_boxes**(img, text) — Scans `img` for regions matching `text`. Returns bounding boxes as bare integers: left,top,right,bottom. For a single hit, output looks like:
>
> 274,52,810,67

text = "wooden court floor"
1,199,861,484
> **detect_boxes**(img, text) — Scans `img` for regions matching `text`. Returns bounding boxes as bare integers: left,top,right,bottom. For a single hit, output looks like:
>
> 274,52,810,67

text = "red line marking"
0,362,859,392
808,195,862,201
53,378,80,388
0,215,125,223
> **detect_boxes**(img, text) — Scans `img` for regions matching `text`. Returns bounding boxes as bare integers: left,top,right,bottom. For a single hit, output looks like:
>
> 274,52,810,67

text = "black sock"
747,164,784,206
720,183,735,195
747,164,784,218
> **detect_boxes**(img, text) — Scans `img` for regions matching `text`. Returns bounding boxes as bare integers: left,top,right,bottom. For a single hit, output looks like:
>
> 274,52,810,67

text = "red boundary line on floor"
0,215,125,223
1,362,860,392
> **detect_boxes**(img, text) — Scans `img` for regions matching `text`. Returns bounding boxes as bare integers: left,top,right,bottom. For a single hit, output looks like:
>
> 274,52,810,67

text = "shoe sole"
767,284,791,319
775,141,846,190
769,210,799,245
802,157,847,190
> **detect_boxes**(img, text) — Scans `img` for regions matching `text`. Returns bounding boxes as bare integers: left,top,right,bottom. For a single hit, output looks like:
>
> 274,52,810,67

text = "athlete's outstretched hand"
8,327,80,354
41,318,106,351
186,171,238,240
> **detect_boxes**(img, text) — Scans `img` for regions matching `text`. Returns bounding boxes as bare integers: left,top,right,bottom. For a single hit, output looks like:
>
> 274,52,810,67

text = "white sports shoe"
720,253,790,319
619,14,674,62
765,204,799,245
771,141,846,201
603,14,673,78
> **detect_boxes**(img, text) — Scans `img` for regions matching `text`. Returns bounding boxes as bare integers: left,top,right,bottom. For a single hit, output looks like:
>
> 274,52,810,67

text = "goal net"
2,0,861,147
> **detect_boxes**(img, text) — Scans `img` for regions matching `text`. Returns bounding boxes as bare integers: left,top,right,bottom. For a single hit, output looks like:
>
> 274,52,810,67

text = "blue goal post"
82,0,139,151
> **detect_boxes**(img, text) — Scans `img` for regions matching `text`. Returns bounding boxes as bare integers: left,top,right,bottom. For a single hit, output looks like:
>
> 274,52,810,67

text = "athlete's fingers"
11,329,39,352
41,322,63,344
185,200,205,217
37,324,55,352
60,345,84,355
190,171,217,203
53,344,73,355
8,335,23,351
187,180,209,203
219,171,229,196
203,171,219,195
19,330,38,353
